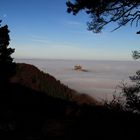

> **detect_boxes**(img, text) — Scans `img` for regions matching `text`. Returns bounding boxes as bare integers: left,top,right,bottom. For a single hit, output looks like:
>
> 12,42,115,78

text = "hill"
0,63,139,140
10,63,99,105
0,83,139,140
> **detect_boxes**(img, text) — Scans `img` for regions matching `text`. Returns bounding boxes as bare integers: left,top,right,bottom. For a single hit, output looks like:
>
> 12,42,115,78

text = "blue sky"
0,0,140,60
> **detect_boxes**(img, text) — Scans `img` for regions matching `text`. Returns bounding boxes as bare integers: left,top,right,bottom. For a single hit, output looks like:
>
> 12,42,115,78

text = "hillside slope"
0,83,139,140
10,63,99,105
0,63,139,139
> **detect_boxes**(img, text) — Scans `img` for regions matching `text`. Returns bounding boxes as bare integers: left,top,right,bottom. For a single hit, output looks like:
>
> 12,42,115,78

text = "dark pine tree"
0,20,15,83
66,0,140,33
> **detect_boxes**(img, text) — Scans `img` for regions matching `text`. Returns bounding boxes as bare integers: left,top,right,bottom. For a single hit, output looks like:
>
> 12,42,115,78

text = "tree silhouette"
66,0,140,33
0,20,15,83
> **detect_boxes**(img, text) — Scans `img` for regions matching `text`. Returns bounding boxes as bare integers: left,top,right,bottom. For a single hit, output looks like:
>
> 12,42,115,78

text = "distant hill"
10,63,99,105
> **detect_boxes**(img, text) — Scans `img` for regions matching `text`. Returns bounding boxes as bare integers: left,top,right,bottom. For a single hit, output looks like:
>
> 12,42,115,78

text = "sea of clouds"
15,59,140,100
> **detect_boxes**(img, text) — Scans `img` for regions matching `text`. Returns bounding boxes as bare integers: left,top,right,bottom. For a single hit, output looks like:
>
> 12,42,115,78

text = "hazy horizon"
14,56,138,61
